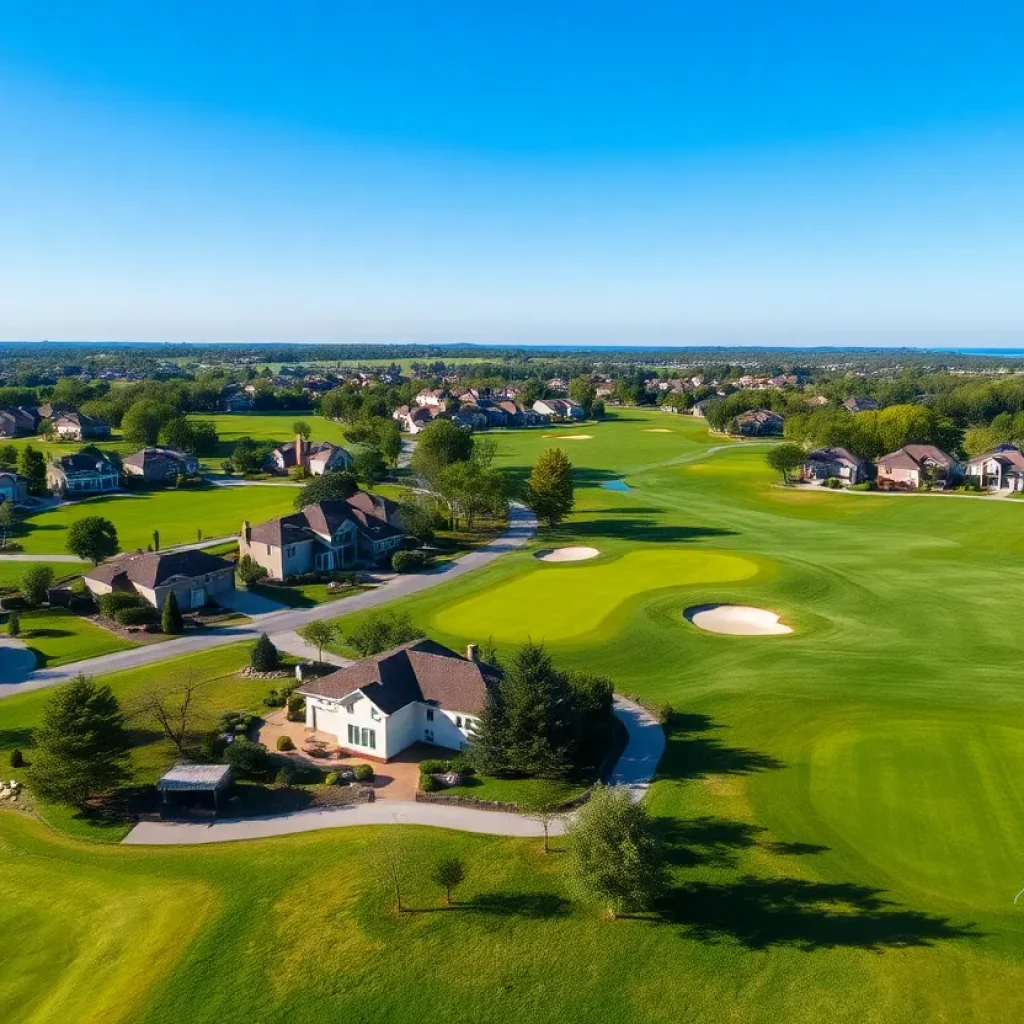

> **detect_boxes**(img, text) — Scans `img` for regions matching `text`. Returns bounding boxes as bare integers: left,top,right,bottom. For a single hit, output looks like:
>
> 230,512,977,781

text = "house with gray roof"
297,639,499,760
83,548,236,610
0,406,40,438
965,443,1024,492
123,446,199,483
801,446,867,486
46,448,120,497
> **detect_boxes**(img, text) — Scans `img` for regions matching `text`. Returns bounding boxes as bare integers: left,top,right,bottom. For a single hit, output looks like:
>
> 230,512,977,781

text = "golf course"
4,408,1024,1023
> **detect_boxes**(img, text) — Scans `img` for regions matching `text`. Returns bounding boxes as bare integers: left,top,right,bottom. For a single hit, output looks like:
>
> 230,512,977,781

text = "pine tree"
250,632,279,671
524,448,575,527
161,591,183,634
7,610,21,637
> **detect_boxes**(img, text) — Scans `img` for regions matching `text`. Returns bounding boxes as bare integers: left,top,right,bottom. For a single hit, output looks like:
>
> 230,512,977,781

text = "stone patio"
257,709,451,801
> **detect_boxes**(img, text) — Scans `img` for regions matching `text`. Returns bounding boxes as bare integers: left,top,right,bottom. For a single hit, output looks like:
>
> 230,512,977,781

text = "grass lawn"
6,408,1024,1022
248,580,371,608
438,774,588,808
18,608,135,668
13,486,299,554
0,559,89,591
188,411,350,466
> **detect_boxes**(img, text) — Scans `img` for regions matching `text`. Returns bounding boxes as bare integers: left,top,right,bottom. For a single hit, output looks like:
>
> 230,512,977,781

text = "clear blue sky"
1,1,1022,346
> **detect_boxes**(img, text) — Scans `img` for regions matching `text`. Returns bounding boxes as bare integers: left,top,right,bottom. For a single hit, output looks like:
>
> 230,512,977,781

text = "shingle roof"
248,492,403,547
299,639,500,715
157,763,232,791
84,549,233,589
806,446,863,466
878,445,955,471
967,443,1024,470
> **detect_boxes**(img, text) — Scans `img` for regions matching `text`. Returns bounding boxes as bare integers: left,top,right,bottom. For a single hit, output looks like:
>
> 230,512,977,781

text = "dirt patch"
685,604,792,636
535,546,601,563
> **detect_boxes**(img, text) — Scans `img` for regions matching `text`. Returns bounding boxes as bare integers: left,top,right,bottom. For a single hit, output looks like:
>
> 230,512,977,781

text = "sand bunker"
543,434,593,440
643,428,671,433
535,546,600,563
685,604,792,636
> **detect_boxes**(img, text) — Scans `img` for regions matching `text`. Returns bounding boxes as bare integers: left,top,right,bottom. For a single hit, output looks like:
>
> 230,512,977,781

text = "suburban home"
843,396,879,413
965,443,1024,492
801,447,866,485
83,549,236,610
268,436,353,475
46,449,120,496
876,445,959,490
297,639,499,761
532,398,584,420
0,471,29,503
393,403,449,434
415,388,449,408
122,446,199,483
51,411,111,440
0,406,40,438
239,490,405,578
733,408,785,436
690,397,715,418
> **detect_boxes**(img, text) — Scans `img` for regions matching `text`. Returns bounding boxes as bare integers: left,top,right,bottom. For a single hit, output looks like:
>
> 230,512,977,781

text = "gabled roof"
84,549,233,589
54,450,119,476
843,397,879,412
248,492,403,547
123,446,195,470
806,446,863,467
878,445,955,471
967,443,1024,470
298,638,500,715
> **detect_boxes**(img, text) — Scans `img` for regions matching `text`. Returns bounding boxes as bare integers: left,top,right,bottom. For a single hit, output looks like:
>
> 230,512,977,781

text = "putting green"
431,548,759,643
808,719,1024,909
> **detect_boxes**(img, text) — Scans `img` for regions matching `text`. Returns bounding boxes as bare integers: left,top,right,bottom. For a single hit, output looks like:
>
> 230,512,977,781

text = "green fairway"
6,407,1024,1022
14,486,299,554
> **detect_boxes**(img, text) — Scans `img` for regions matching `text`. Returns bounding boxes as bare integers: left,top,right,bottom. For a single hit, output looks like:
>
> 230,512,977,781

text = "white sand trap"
535,546,601,563
644,428,672,433
685,604,792,636
543,434,593,440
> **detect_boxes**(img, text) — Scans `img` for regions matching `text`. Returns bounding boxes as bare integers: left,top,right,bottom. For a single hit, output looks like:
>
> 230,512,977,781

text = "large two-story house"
297,639,499,760
965,443,1024,492
0,407,40,438
267,436,352,476
876,445,959,490
46,449,120,497
239,491,405,578
122,446,199,483
51,411,111,441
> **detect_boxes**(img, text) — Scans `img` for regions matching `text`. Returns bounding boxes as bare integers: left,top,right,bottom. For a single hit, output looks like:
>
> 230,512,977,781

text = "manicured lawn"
13,487,299,554
6,407,1024,1022
439,774,587,808
18,608,135,668
188,411,350,465
249,580,370,608
0,559,88,591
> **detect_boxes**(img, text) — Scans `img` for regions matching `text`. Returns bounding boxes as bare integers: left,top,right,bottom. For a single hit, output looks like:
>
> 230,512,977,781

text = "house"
843,397,879,413
297,639,499,761
532,398,585,420
733,408,784,436
46,449,120,497
0,471,28,504
51,411,111,440
83,549,236,610
415,388,449,408
393,404,448,434
801,447,866,485
122,447,199,483
239,491,405,578
965,443,1024,492
268,436,353,475
876,445,959,490
691,397,715,418
0,407,40,438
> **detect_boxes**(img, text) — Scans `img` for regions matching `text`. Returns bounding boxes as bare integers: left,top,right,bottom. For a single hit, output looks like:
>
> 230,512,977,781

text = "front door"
190,586,205,609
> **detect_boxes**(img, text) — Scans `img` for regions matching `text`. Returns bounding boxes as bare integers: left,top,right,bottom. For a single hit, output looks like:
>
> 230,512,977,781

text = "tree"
0,498,13,549
566,785,667,917
231,436,268,475
158,417,196,453
18,444,47,496
410,418,473,484
524,448,575,527
432,856,466,906
0,443,18,468
765,443,806,484
250,633,279,671
20,565,54,607
187,419,219,456
397,489,443,543
237,554,269,584
526,796,565,854
66,516,119,565
31,675,132,810
294,470,359,508
569,376,597,417
298,620,337,662
292,420,312,440
134,673,203,757
376,419,404,467
435,457,507,532
121,399,176,446
152,529,160,551
353,446,388,486
346,610,419,657
161,591,184,635
7,610,20,637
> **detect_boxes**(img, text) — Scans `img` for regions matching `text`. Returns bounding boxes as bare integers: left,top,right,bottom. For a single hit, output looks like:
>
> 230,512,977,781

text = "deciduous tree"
524,448,575,527
298,620,338,662
66,516,119,565
765,443,806,484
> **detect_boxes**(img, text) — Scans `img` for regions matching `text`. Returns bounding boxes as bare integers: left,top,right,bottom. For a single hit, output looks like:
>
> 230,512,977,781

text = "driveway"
217,588,287,616
0,637,36,684
121,698,665,845
0,503,537,697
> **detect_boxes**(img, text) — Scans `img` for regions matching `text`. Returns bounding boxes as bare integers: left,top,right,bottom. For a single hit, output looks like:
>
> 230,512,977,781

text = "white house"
965,443,1024,492
297,639,499,761
532,398,584,420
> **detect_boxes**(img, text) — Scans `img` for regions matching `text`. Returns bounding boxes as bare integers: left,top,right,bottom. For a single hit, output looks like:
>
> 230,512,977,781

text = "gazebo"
156,763,233,817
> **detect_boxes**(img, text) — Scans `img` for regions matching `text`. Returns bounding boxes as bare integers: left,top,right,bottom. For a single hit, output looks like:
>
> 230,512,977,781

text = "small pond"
601,479,631,492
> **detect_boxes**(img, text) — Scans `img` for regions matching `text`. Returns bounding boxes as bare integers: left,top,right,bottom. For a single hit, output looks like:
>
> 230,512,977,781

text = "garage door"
312,707,341,740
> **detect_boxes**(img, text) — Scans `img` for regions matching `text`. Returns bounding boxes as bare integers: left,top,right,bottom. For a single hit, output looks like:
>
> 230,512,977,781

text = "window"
347,724,357,745
456,716,463,728
362,727,376,750
426,709,434,721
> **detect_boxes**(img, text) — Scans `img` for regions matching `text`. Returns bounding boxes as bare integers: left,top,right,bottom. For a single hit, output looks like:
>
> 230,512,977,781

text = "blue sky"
1,1,1022,346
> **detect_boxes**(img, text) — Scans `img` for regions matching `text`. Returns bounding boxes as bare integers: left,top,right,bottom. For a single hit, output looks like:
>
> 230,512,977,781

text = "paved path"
121,697,665,845
0,504,536,697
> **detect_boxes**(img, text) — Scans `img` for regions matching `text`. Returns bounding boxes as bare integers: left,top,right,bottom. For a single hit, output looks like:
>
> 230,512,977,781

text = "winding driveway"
0,504,537,696
121,696,665,845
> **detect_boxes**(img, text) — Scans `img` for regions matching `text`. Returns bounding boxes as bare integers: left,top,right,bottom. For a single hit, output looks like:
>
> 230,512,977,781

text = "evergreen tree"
7,610,21,637
524,448,575,527
161,591,184,634
31,675,132,809
250,632,279,671
18,444,47,496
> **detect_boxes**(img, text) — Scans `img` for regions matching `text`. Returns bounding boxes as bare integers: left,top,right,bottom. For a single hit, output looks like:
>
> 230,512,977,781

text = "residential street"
0,504,536,696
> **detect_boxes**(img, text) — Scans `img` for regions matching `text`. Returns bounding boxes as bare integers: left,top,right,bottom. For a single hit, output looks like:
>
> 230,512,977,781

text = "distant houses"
0,405,110,440
843,397,879,413
532,398,584,421
733,408,784,437
801,447,867,486
0,407,40,438
52,411,110,441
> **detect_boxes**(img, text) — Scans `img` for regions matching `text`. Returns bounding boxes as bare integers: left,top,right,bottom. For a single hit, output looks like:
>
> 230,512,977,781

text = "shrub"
114,606,160,626
262,689,286,708
238,555,269,585
224,738,272,778
98,591,145,619
391,549,427,574
286,692,305,722
200,731,225,761
353,763,374,782
161,591,184,635
275,766,294,787
849,481,873,491
420,773,439,792
219,711,256,734
250,633,279,671
825,477,841,489
325,771,339,786
276,735,295,751
7,610,20,637
20,565,55,607
418,758,448,775
10,749,24,768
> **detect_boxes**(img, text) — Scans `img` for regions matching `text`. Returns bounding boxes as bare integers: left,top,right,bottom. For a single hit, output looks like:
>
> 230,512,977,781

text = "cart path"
121,696,664,845
0,504,536,697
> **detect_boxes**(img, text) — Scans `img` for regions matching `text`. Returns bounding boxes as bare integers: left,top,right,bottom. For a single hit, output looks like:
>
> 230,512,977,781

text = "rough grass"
5,409,1024,1022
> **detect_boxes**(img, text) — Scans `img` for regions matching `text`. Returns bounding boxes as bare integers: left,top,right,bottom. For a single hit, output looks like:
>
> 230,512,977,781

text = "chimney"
295,433,304,468
466,643,479,663
242,520,251,545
